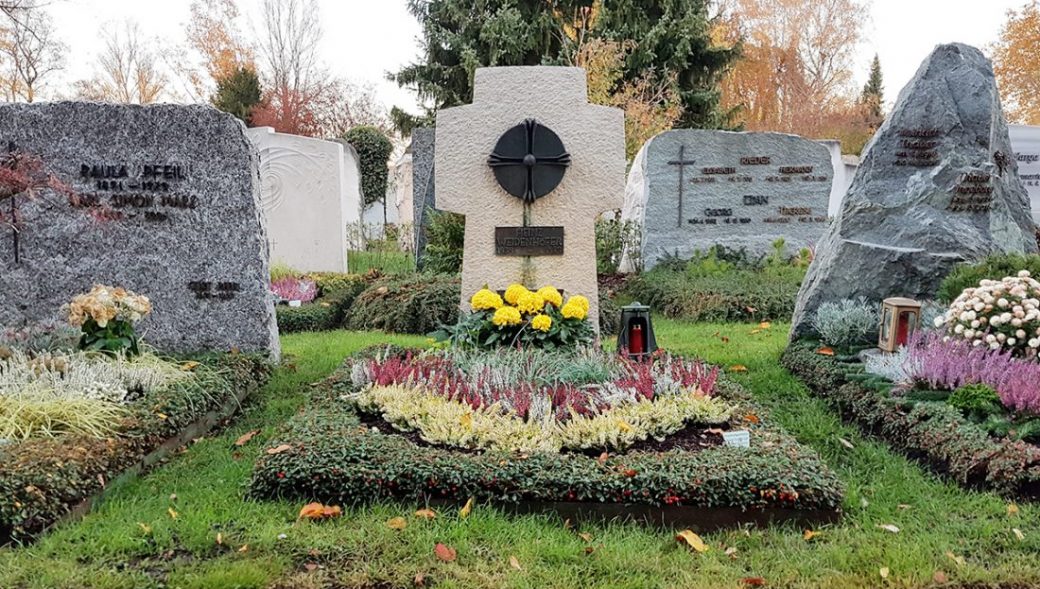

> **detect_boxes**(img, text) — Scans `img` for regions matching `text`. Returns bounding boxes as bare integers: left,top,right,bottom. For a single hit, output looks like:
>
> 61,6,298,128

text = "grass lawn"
347,249,416,275
1,319,1038,588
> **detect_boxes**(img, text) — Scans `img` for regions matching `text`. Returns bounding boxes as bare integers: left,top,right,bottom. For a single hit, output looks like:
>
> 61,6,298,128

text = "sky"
44,0,1031,116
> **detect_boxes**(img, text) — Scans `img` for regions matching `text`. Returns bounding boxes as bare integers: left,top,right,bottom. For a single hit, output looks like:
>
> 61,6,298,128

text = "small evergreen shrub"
305,272,367,298
937,254,1040,303
421,210,465,274
276,303,338,333
811,298,879,349
345,126,394,207
948,383,1002,419
345,274,461,334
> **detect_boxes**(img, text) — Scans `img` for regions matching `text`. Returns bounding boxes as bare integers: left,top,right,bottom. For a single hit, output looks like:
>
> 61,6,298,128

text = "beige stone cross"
436,66,625,330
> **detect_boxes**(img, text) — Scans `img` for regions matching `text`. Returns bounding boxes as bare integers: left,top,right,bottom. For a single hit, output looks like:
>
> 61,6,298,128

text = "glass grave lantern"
878,297,922,353
617,302,657,360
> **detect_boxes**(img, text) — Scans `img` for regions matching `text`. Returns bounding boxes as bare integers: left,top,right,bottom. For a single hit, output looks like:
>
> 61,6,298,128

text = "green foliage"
811,298,880,350
420,210,465,274
211,66,262,124
948,383,1002,419
345,274,461,334
598,290,621,336
860,54,884,122
435,298,594,351
937,254,1040,303
595,216,641,275
304,272,368,298
347,249,416,275
269,262,300,282
276,275,369,333
276,303,338,333
345,125,394,207
77,318,140,358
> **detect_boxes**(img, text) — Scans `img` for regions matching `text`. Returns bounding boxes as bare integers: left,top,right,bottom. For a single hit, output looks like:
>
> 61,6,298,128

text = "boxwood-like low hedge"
249,350,844,527
782,340,1040,498
0,354,271,544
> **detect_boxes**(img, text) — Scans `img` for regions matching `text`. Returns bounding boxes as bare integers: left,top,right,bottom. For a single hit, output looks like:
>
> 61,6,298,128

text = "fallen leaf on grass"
299,502,341,520
180,361,200,371
509,555,522,570
945,551,965,566
622,468,638,477
877,524,899,534
234,430,260,447
897,504,911,511
434,543,457,562
415,508,437,520
583,546,595,555
744,413,760,424
304,563,318,572
1008,502,1020,517
675,530,709,553
728,365,748,373
1013,528,1025,541
579,532,593,543
387,517,408,530
724,546,738,558
459,498,475,519
758,322,772,330
749,329,761,335
167,508,178,520
803,529,818,541
238,544,249,553
413,572,426,587
816,347,835,356
879,567,889,579
137,522,151,534
266,444,292,455
216,532,223,545
933,571,947,583
838,437,854,449
741,578,765,587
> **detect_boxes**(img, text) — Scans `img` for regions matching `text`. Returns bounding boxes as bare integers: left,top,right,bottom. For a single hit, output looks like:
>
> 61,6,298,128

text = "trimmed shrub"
345,274,461,334
345,126,394,207
937,254,1040,303
811,298,879,349
420,210,465,274
627,267,803,322
305,272,368,298
276,303,338,333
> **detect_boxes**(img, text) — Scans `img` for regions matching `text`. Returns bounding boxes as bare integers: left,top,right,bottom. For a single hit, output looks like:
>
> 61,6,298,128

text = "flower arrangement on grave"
433,283,594,349
66,285,152,357
933,270,1040,358
270,276,318,304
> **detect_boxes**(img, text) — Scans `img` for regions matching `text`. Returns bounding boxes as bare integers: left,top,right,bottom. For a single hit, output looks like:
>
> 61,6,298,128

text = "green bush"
421,210,465,274
276,303,338,333
347,249,415,275
304,272,367,297
345,126,394,207
598,290,621,335
345,274,461,334
276,275,369,334
948,383,1002,419
627,266,804,322
937,254,1040,303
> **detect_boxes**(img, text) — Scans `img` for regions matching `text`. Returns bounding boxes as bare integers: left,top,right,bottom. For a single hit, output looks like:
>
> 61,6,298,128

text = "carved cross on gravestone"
668,145,696,228
436,66,625,331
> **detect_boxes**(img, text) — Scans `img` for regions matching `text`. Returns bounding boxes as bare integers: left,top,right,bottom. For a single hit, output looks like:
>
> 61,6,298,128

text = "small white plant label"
722,430,751,448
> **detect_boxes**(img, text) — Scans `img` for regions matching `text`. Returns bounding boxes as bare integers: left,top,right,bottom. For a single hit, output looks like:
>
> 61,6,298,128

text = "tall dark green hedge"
345,126,394,207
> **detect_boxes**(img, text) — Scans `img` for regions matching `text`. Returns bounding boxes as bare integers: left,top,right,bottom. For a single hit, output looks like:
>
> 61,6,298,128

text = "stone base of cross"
436,67,625,333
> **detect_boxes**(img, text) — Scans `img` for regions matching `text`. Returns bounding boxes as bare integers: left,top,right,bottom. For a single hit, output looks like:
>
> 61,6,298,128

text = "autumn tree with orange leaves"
992,1,1040,125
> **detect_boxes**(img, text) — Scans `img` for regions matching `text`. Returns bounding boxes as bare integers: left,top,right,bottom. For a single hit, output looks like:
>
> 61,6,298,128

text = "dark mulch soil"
358,412,725,456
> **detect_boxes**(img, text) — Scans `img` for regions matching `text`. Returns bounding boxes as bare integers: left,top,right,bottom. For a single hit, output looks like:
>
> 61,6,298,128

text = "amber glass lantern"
878,297,922,352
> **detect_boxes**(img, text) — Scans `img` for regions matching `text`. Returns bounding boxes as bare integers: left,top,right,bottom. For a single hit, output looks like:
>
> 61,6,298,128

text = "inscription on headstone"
1010,124,1040,223
494,226,564,256
621,129,833,269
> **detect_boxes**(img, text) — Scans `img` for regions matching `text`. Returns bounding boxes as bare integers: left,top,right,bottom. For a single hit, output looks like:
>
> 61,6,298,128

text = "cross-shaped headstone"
436,67,625,331
668,145,696,228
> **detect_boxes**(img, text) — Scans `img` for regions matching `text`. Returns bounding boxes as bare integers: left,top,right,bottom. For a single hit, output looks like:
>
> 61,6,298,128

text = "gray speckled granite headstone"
624,129,832,269
411,127,436,268
0,102,280,359
790,44,1039,338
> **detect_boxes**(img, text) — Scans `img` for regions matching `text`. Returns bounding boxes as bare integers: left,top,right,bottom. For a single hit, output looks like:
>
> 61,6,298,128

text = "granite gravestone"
436,67,624,330
621,130,832,270
411,128,436,268
0,102,280,358
791,44,1039,337
246,127,358,272
1009,124,1040,224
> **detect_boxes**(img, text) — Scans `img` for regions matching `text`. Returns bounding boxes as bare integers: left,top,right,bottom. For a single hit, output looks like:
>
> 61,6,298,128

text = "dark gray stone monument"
411,127,436,268
791,44,1039,337
0,102,280,358
623,129,833,269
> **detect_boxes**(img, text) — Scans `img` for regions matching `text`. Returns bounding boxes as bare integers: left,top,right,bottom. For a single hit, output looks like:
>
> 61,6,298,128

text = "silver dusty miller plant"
811,298,880,348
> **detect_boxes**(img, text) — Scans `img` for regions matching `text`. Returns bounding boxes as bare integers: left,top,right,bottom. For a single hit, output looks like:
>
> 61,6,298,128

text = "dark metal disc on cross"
669,145,696,228
487,118,571,204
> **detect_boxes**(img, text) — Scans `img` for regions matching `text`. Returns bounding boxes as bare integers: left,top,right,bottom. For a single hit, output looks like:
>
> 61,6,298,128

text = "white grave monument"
436,66,625,328
246,127,362,272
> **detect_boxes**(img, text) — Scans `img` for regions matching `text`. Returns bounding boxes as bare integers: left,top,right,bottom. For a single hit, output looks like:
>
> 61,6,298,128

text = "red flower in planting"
276,472,285,479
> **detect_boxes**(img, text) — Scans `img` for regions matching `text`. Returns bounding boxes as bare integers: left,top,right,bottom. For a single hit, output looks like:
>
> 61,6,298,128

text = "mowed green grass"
1,320,1039,588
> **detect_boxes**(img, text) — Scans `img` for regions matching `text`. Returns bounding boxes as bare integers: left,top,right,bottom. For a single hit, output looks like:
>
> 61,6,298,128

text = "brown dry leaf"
744,413,761,424
803,529,818,541
877,524,900,534
434,542,457,562
137,522,151,534
322,505,341,519
879,567,890,579
583,546,595,555
838,437,855,449
415,508,437,520
413,572,426,587
299,502,327,520
724,546,738,558
933,571,948,583
897,504,912,511
1013,528,1025,541
1008,502,1020,517
728,364,749,373
749,329,761,335
167,508,178,520
509,555,522,570
675,530,709,553
180,361,200,371
234,430,260,447
741,578,765,587
596,452,609,466
387,517,408,530
459,497,475,519
721,336,730,344
266,444,292,455
816,346,836,356
945,551,965,566
304,563,318,572
758,322,772,329
622,468,638,477
238,544,249,553
579,532,593,543
216,532,223,545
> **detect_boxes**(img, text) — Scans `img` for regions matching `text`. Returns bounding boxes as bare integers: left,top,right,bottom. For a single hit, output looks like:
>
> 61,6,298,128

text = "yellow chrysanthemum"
561,301,587,321
567,295,590,314
504,283,528,305
531,314,552,332
536,286,563,308
516,291,546,315
492,306,522,327
470,288,504,311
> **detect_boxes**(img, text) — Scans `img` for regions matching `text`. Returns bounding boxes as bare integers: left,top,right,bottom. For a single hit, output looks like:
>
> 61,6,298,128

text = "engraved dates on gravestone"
494,226,564,256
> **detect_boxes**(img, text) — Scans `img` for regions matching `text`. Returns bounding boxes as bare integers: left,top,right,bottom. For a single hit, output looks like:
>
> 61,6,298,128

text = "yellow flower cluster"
504,284,528,305
536,286,563,308
492,306,522,327
531,314,552,332
561,295,589,321
516,290,545,314
470,288,503,311
67,285,152,328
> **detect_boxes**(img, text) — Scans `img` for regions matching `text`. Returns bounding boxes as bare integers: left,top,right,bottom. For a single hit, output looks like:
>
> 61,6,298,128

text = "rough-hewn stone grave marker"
0,102,280,358
791,44,1039,337
621,129,833,270
436,66,624,327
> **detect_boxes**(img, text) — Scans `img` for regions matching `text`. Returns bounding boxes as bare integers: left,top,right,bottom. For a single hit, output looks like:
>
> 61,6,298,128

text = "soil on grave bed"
357,412,727,456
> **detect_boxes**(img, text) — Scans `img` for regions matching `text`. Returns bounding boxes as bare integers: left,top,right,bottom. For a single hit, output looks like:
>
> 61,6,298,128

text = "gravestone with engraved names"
621,130,833,270
1010,124,1040,224
791,44,1039,337
411,128,436,267
436,67,624,329
0,102,280,358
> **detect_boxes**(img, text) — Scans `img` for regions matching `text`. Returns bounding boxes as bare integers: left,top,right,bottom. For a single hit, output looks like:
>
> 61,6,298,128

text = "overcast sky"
46,0,1029,115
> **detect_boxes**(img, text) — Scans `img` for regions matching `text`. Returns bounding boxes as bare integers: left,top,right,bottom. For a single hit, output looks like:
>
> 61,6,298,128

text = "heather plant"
811,297,879,349
271,276,318,303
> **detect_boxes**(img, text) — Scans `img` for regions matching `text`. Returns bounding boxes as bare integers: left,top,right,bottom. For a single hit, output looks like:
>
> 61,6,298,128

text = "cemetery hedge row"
0,354,271,544
781,340,1040,498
